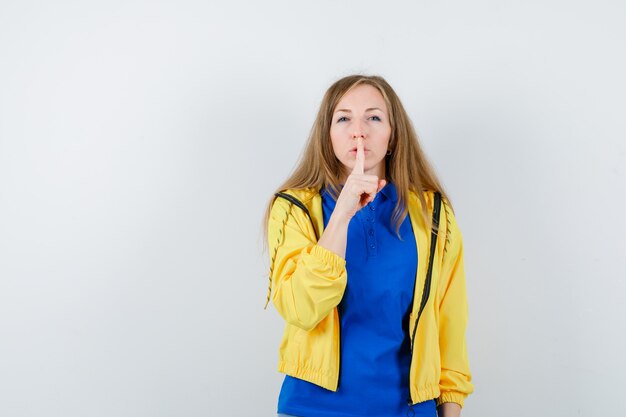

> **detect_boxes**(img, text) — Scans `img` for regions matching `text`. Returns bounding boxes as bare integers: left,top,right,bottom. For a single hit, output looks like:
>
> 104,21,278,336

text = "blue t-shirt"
277,182,436,417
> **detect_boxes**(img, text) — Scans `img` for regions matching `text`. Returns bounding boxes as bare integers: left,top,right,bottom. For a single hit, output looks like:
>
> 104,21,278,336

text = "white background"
1,1,625,416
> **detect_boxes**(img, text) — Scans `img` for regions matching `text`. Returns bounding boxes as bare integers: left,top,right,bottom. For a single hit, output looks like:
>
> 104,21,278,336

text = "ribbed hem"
310,244,346,271
410,383,440,405
436,391,466,408
278,360,338,392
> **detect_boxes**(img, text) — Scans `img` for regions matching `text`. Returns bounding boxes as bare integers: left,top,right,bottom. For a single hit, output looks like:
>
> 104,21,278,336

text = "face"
330,84,391,182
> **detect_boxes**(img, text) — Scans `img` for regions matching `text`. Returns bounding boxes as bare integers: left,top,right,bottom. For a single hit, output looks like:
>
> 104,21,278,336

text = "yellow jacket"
266,187,474,407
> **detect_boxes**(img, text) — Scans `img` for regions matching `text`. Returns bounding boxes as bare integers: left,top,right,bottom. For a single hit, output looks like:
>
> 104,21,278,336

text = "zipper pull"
406,398,415,417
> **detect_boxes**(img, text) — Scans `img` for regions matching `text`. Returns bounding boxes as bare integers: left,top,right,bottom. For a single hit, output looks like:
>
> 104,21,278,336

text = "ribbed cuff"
436,391,466,408
310,244,346,271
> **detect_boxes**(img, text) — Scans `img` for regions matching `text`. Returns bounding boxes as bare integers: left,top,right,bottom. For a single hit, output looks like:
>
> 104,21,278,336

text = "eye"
369,115,382,121
336,116,349,122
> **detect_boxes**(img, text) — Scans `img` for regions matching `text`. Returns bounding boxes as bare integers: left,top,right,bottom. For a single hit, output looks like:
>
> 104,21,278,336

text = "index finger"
352,137,364,175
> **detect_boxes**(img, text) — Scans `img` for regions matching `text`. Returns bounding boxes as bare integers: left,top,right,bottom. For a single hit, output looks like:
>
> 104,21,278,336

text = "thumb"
377,179,387,193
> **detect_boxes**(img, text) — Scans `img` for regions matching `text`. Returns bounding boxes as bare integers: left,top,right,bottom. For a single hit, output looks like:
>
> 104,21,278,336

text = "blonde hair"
261,74,452,250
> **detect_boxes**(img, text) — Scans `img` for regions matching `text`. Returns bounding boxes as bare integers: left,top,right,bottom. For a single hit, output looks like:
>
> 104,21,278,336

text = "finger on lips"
348,138,386,209
353,137,365,175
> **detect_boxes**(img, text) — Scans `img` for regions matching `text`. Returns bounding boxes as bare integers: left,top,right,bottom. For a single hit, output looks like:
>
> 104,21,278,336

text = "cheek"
329,125,340,141
374,126,391,142
331,143,345,161
329,129,342,150
381,126,392,144
380,123,391,136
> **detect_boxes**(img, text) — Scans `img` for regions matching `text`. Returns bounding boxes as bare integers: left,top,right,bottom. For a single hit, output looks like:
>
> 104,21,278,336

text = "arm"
437,402,461,417
436,205,474,409
267,197,348,331
317,209,350,258
267,139,385,330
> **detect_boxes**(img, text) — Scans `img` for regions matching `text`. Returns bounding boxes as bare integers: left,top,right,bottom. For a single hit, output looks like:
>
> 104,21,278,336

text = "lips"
350,148,369,152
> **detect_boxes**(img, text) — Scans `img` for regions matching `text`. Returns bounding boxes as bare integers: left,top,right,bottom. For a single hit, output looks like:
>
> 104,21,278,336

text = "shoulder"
407,189,460,249
269,187,321,223
269,187,322,241
275,187,320,204
407,188,437,211
272,187,320,210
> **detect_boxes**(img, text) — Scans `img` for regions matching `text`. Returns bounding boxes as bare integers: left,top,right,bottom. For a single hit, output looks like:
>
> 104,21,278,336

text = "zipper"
406,192,442,411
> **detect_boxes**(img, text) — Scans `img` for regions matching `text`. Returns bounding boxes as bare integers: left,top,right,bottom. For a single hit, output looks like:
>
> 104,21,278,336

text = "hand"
332,137,386,222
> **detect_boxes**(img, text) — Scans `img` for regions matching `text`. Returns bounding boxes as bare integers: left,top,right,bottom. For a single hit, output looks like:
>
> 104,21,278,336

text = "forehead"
335,84,387,111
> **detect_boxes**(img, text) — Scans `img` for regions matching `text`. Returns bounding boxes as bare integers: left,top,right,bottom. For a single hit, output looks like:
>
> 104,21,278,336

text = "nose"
351,120,367,139
351,130,366,140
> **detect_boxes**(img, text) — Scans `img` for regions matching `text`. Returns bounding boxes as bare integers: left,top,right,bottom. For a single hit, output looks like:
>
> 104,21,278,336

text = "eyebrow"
334,107,384,114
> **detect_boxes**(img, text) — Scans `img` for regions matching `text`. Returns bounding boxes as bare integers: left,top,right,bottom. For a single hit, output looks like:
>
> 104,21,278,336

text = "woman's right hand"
317,137,386,259
332,137,387,223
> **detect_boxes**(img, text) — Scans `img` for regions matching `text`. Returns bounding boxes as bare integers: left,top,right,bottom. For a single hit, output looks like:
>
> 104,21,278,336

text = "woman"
262,74,474,417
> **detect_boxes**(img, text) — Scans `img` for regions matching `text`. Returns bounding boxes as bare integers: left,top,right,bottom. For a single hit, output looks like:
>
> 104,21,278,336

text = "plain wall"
1,1,625,416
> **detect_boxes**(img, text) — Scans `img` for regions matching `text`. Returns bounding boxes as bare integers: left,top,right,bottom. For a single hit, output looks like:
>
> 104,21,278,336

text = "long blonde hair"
261,74,452,249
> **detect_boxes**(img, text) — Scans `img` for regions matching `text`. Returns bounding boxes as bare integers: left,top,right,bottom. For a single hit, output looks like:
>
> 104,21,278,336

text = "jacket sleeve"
267,196,347,331
436,204,474,408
